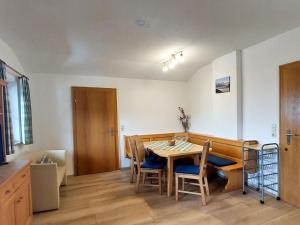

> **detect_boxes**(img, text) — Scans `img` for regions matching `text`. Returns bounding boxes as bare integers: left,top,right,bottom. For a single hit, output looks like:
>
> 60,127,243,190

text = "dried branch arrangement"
178,107,190,132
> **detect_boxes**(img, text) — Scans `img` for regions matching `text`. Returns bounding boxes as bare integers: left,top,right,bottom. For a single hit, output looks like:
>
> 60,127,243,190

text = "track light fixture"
162,62,168,72
162,51,184,72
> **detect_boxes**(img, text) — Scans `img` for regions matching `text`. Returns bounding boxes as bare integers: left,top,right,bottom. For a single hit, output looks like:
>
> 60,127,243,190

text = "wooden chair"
128,135,138,183
175,141,210,205
128,135,161,183
174,133,189,142
133,136,165,194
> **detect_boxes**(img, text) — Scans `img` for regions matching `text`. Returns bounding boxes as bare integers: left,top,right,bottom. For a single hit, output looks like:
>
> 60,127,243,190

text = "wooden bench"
188,133,247,192
124,132,256,192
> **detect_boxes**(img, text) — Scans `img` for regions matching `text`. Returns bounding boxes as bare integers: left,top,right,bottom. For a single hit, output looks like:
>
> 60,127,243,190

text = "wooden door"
280,61,300,207
72,87,119,175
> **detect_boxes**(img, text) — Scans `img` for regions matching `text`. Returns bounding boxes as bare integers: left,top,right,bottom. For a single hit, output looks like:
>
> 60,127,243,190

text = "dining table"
144,140,204,197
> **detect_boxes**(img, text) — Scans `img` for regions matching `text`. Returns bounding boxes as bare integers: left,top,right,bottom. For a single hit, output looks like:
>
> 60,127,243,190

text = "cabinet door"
14,182,32,225
0,197,15,225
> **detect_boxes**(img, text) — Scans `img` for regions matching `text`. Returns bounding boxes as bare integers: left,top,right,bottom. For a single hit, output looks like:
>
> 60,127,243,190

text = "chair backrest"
134,136,145,170
128,135,138,160
173,133,188,142
199,141,210,178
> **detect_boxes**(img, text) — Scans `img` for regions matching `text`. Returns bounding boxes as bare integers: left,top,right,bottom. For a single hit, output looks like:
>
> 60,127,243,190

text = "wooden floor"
33,170,299,225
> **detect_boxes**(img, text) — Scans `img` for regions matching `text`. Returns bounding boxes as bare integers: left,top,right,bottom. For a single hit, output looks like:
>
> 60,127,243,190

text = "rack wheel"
276,197,281,201
260,200,264,204
243,191,247,195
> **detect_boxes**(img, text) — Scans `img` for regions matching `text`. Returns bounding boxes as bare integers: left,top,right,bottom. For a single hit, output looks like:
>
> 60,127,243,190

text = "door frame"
71,87,120,176
279,60,300,200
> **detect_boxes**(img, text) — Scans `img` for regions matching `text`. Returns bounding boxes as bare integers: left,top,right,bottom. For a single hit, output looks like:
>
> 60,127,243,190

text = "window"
7,72,22,145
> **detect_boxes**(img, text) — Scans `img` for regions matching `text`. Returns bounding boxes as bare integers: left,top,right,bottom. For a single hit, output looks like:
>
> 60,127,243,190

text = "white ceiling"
1,0,300,81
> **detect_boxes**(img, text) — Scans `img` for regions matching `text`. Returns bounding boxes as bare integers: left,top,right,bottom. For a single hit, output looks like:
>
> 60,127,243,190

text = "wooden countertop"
243,144,278,151
0,160,31,187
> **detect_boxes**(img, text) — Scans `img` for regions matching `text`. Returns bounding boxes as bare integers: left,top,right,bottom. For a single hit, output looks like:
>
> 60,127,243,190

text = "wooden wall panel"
188,133,244,162
188,133,213,146
125,132,257,163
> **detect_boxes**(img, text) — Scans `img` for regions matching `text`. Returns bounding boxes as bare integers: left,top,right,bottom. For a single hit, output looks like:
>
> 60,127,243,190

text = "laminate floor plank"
33,170,296,225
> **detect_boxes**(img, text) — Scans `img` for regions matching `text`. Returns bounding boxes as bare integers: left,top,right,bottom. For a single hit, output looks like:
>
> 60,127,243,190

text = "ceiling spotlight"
178,51,184,63
169,61,175,69
172,55,178,65
162,63,168,72
161,51,184,72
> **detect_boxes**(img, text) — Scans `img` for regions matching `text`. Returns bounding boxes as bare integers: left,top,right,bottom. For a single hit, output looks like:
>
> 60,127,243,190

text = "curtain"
0,61,15,154
19,76,33,144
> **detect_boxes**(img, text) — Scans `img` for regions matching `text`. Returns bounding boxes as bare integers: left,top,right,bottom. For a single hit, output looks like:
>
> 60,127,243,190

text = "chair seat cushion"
208,154,237,167
145,155,158,162
175,165,200,175
141,161,165,169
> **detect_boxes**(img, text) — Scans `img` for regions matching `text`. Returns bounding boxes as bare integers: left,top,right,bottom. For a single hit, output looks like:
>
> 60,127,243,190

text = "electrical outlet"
271,124,277,138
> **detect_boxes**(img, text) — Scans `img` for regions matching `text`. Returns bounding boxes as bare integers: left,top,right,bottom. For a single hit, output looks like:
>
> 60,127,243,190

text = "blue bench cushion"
145,155,159,162
141,161,165,169
144,148,162,162
175,165,200,175
208,154,237,167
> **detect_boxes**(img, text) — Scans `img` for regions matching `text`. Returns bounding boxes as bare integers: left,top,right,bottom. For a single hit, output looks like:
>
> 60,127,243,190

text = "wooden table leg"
167,156,174,197
130,157,134,183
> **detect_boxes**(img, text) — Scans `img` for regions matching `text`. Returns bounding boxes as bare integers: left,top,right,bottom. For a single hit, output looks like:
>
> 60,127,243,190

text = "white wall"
212,51,242,139
188,26,300,144
242,26,300,143
29,74,187,175
187,51,242,139
187,64,213,135
0,34,188,175
0,38,24,74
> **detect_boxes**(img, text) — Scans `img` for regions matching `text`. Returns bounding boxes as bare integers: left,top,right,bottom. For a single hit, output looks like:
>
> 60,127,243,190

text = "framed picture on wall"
216,76,230,94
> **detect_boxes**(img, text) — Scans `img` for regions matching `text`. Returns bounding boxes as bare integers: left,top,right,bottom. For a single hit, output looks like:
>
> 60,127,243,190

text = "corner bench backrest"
188,133,243,162
211,137,243,162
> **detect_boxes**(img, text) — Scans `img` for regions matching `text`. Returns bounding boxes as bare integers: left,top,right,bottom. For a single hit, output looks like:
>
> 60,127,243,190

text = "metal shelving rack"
242,141,280,204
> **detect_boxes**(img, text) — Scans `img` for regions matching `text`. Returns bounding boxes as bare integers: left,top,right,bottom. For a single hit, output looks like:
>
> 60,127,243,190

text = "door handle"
108,128,115,136
286,129,293,145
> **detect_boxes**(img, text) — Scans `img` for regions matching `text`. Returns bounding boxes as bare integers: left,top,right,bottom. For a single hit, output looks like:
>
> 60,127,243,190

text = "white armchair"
19,150,67,212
